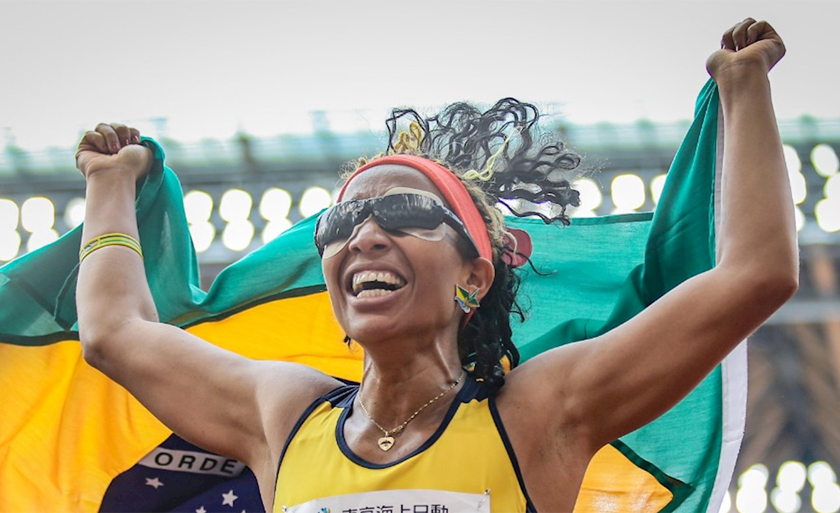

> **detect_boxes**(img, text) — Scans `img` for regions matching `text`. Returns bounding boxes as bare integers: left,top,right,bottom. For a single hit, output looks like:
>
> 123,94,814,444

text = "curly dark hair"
345,98,583,387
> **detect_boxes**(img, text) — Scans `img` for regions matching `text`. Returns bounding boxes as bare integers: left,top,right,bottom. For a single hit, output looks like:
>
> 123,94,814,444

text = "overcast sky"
1,0,837,150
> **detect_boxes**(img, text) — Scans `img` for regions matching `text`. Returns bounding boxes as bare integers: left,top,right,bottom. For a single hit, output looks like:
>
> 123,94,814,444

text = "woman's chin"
345,320,402,346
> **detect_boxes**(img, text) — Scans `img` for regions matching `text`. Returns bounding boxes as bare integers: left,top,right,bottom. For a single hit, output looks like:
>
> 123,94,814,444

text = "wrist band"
79,233,143,262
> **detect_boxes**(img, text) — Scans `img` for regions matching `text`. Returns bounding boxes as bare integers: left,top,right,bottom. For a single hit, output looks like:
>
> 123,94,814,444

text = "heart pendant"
377,436,395,451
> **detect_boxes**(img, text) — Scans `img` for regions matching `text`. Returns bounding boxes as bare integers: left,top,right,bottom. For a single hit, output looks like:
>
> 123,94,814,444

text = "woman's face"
321,164,476,346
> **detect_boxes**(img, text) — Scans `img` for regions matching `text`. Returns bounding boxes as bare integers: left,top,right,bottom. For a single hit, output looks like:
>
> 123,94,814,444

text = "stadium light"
810,462,838,488
795,207,806,232
571,178,603,217
789,171,807,205
718,490,732,513
189,221,216,253
783,145,802,175
811,144,839,178
740,465,770,489
0,230,21,262
183,190,216,253
812,483,840,513
0,199,21,261
26,229,59,252
825,175,840,200
736,486,767,513
815,199,840,233
222,219,254,251
259,188,292,221
64,197,86,229
21,197,55,233
299,186,332,219
262,220,293,244
650,174,667,205
611,174,645,213
0,199,19,231
771,487,802,513
184,190,214,224
219,189,253,223
259,188,293,244
779,461,808,493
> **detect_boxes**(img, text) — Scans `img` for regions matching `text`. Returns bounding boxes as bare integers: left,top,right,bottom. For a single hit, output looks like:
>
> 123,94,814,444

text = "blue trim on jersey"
488,392,538,513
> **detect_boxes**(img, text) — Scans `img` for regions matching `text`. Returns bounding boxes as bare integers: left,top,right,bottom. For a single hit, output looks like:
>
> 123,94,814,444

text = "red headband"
337,155,493,262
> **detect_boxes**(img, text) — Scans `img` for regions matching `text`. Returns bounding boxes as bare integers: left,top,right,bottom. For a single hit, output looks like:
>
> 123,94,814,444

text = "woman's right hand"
76,123,153,181
706,18,786,84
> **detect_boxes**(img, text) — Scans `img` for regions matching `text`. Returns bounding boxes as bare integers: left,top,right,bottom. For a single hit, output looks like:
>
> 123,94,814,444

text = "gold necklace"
358,371,465,452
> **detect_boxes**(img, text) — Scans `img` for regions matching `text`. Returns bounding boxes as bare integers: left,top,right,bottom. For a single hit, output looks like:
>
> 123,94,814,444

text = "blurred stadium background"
1,109,838,513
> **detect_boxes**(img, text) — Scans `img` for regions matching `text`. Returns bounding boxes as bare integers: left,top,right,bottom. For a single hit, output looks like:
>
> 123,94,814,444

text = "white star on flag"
144,477,163,489
222,489,238,506
196,507,207,513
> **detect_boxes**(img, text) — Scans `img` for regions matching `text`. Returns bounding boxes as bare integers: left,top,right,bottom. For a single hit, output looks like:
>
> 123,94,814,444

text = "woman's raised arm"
502,19,798,454
75,124,339,488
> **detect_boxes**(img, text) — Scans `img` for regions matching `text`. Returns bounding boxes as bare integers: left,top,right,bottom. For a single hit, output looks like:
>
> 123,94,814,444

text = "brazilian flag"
0,80,741,512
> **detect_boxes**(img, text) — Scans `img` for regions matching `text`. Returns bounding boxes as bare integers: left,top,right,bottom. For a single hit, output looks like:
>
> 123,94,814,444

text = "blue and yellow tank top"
273,377,535,513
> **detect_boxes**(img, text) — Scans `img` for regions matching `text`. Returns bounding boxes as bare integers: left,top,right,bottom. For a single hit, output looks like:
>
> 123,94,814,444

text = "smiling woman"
72,18,797,513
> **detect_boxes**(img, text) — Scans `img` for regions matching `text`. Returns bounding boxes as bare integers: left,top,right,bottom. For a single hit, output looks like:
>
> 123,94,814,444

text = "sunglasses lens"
382,196,478,255
315,193,477,258
316,203,357,258
319,215,368,259
375,195,443,230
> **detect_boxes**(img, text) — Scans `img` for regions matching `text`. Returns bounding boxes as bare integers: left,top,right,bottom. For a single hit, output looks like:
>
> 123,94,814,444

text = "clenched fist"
76,123,153,182
706,18,786,82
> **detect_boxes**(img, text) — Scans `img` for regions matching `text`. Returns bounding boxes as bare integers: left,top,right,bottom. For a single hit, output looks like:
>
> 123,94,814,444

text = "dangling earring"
455,285,481,314
343,335,352,345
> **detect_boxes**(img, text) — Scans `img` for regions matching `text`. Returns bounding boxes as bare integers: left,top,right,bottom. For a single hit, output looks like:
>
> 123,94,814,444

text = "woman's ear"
466,257,495,302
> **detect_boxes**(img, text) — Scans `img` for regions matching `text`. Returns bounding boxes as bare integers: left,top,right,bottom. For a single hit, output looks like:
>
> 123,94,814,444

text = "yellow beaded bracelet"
79,233,143,262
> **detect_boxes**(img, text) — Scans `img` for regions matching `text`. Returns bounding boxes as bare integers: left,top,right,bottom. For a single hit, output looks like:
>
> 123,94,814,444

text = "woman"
75,19,796,512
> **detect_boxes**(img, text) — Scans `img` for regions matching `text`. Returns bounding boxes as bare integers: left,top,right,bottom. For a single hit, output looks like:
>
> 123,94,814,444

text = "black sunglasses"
314,193,480,259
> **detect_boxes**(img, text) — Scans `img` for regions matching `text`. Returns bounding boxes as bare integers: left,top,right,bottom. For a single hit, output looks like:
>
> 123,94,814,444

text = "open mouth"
351,270,407,299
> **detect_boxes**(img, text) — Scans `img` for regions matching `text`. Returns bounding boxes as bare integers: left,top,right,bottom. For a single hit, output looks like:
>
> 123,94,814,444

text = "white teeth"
351,270,407,295
356,288,394,298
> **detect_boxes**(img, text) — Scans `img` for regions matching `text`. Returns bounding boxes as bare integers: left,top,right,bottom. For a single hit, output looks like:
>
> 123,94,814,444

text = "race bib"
282,489,491,513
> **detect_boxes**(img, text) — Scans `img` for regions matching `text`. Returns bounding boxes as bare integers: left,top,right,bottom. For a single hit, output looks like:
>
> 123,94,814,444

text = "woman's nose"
346,215,392,254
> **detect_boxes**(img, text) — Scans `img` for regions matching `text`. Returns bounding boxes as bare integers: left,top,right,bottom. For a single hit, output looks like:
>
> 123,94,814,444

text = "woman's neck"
357,338,464,430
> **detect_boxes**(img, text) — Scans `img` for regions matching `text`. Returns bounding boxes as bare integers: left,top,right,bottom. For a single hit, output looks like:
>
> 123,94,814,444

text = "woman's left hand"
706,18,786,82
